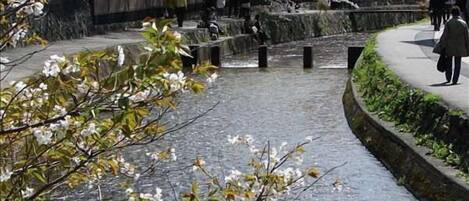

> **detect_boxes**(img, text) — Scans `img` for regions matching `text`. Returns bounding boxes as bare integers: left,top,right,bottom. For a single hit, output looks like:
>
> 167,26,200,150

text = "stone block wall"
260,10,426,44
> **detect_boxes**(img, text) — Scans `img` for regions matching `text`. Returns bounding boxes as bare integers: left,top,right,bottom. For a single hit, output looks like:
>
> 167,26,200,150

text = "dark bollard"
303,46,313,69
348,46,364,69
182,45,199,68
258,45,268,68
210,46,221,67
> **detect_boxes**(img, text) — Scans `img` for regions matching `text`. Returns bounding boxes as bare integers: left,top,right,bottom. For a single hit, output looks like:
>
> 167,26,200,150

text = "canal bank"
343,27,469,200
2,9,426,85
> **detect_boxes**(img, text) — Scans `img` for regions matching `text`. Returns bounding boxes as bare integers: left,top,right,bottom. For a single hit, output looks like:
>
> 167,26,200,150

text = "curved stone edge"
343,78,469,201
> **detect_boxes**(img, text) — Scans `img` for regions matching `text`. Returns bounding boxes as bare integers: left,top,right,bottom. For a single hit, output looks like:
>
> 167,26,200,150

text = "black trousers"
432,10,443,31
175,7,186,27
446,56,461,84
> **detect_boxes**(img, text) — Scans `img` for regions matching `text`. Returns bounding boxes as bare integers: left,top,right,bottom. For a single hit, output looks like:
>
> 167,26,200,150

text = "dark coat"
438,16,469,56
430,0,446,12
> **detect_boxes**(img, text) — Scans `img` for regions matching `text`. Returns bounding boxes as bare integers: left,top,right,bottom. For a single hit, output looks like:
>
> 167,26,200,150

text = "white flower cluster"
49,115,72,131
163,71,186,93
8,23,27,47
10,81,49,106
11,0,44,16
53,105,67,117
129,89,151,103
227,135,254,145
33,126,53,145
206,72,218,83
80,123,97,137
21,186,34,199
276,167,304,187
0,57,9,71
127,187,163,201
224,169,243,184
0,168,13,182
146,148,177,162
227,135,260,155
42,55,66,77
117,156,139,179
117,45,125,66
192,158,206,171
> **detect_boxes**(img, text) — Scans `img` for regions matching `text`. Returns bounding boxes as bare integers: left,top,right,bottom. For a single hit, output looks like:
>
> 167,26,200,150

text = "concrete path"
1,31,144,86
377,23,469,113
0,19,237,87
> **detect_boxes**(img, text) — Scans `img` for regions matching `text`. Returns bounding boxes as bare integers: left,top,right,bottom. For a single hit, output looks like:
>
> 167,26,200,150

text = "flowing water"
63,33,417,201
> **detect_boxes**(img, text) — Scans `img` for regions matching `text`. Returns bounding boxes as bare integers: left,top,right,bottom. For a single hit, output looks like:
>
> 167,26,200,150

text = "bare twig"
293,162,348,201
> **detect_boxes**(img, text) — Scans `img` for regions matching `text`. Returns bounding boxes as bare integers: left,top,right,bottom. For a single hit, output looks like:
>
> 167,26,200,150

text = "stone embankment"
343,34,469,201
4,8,425,84
344,79,469,201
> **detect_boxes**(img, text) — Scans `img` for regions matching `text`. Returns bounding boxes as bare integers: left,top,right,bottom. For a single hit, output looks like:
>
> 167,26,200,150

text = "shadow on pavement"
401,39,435,48
429,81,457,87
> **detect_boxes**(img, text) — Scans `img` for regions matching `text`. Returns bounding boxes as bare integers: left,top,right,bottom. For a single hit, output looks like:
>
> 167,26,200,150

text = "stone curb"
343,78,469,201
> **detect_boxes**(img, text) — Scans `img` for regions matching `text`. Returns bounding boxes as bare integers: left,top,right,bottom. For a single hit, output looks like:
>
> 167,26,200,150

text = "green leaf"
30,169,47,184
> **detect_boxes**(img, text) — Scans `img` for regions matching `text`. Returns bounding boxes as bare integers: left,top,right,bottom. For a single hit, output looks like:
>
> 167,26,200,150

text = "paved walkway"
0,20,237,87
1,31,144,86
377,23,469,113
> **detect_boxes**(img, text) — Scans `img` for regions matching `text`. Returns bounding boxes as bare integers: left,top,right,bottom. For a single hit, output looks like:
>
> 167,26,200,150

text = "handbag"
437,49,450,73
433,41,443,54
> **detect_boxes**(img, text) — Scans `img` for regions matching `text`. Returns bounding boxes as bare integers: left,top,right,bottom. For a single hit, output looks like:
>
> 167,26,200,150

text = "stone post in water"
304,46,314,69
259,45,268,68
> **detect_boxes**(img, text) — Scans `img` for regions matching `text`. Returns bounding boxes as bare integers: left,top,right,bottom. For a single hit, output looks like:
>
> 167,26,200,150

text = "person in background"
466,0,469,22
240,0,251,18
163,0,176,19
205,0,217,8
175,0,187,27
444,0,456,22
437,6,469,85
429,0,445,31
243,13,254,33
253,14,267,44
217,0,226,18
456,0,467,13
227,0,240,17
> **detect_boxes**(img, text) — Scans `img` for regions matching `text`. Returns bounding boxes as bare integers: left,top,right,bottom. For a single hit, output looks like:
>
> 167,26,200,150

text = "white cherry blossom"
0,57,9,71
33,127,53,145
38,83,47,90
80,123,97,137
14,81,27,92
21,187,34,198
117,45,125,66
129,89,150,102
207,72,218,83
0,168,13,182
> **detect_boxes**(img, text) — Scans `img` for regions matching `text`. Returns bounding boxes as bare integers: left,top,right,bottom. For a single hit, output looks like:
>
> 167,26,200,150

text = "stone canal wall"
343,37,469,201
260,10,426,44
32,0,425,43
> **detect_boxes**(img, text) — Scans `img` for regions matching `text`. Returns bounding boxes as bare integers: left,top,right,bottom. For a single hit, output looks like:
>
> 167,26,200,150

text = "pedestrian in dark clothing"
243,14,254,34
227,0,240,17
240,0,251,18
434,6,469,84
175,0,187,27
430,0,445,31
456,0,467,12
444,0,456,22
205,0,217,8
253,14,267,45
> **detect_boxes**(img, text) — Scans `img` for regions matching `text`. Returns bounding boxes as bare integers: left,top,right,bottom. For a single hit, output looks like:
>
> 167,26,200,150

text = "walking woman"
437,6,469,84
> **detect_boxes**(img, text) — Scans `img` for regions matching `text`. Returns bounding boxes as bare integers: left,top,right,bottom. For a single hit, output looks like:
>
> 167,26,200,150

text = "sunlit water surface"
60,33,416,201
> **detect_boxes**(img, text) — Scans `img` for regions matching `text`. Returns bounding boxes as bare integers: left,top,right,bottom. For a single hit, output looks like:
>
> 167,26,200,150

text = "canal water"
64,33,416,200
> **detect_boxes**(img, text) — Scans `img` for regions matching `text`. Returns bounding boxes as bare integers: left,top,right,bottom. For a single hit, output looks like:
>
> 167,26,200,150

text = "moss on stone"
352,36,469,179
